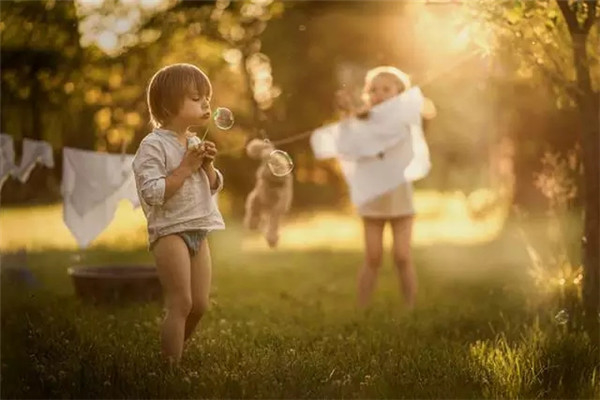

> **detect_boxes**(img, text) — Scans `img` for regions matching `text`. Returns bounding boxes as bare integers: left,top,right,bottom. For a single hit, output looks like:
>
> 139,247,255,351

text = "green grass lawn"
1,202,598,398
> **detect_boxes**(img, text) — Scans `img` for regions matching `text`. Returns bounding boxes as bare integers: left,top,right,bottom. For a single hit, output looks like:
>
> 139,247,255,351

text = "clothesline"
221,47,482,154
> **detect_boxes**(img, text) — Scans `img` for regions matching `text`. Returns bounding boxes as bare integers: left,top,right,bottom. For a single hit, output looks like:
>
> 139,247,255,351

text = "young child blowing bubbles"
133,63,225,364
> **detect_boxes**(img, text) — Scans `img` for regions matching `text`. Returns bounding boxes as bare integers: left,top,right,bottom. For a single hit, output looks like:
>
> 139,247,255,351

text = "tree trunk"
556,0,599,336
579,90,599,335
569,20,599,334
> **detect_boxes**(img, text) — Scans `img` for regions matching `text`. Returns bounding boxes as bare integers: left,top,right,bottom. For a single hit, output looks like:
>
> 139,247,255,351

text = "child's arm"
200,141,224,195
163,165,194,201
134,141,203,205
164,149,205,200
421,97,437,120
202,163,224,195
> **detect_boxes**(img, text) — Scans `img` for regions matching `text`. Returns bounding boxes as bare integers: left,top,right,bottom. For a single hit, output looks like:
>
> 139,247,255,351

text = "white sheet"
62,148,139,248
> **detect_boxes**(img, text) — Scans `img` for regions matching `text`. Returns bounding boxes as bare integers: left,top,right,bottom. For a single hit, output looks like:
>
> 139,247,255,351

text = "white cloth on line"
11,138,55,183
310,87,431,207
0,133,16,189
62,147,140,248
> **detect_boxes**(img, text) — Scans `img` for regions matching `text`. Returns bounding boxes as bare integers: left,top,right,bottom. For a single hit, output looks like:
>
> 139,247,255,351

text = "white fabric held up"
310,87,431,207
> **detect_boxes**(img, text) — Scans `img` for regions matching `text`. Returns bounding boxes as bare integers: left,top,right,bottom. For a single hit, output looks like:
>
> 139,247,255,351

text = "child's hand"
421,97,437,120
180,148,204,174
355,104,371,120
200,141,218,169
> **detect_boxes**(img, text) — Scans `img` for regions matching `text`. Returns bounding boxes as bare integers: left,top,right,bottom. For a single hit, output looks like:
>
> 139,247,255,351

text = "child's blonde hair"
363,66,411,102
147,63,212,128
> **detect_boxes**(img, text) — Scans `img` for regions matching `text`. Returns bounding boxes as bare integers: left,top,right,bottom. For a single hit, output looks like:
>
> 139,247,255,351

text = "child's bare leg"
184,238,212,341
390,216,417,308
357,217,385,307
153,235,192,364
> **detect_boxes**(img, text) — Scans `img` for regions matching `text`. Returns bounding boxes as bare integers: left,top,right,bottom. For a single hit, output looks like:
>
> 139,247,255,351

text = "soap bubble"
213,107,234,130
267,150,294,177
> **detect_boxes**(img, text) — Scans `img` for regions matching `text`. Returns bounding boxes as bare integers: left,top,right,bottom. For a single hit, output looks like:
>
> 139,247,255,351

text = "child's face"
173,87,211,128
365,74,401,106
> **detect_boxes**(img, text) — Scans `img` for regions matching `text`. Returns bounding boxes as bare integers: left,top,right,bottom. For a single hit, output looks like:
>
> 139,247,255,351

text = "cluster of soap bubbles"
188,107,293,176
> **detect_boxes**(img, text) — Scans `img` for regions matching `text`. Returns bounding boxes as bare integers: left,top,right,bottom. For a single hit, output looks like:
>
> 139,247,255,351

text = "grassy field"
1,192,598,398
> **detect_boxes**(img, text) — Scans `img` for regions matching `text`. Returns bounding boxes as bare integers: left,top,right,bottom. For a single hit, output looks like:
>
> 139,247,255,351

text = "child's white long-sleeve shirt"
133,128,225,246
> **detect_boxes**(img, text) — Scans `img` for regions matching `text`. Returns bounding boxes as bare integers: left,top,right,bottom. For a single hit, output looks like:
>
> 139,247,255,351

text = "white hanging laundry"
0,133,16,189
62,147,139,248
310,87,431,207
11,138,55,183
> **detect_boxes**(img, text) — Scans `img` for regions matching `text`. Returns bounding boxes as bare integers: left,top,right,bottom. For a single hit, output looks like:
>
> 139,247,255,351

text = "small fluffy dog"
244,138,293,248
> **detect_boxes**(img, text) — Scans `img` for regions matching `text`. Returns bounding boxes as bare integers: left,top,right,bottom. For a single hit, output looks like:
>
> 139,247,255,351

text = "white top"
132,128,225,246
310,87,431,208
